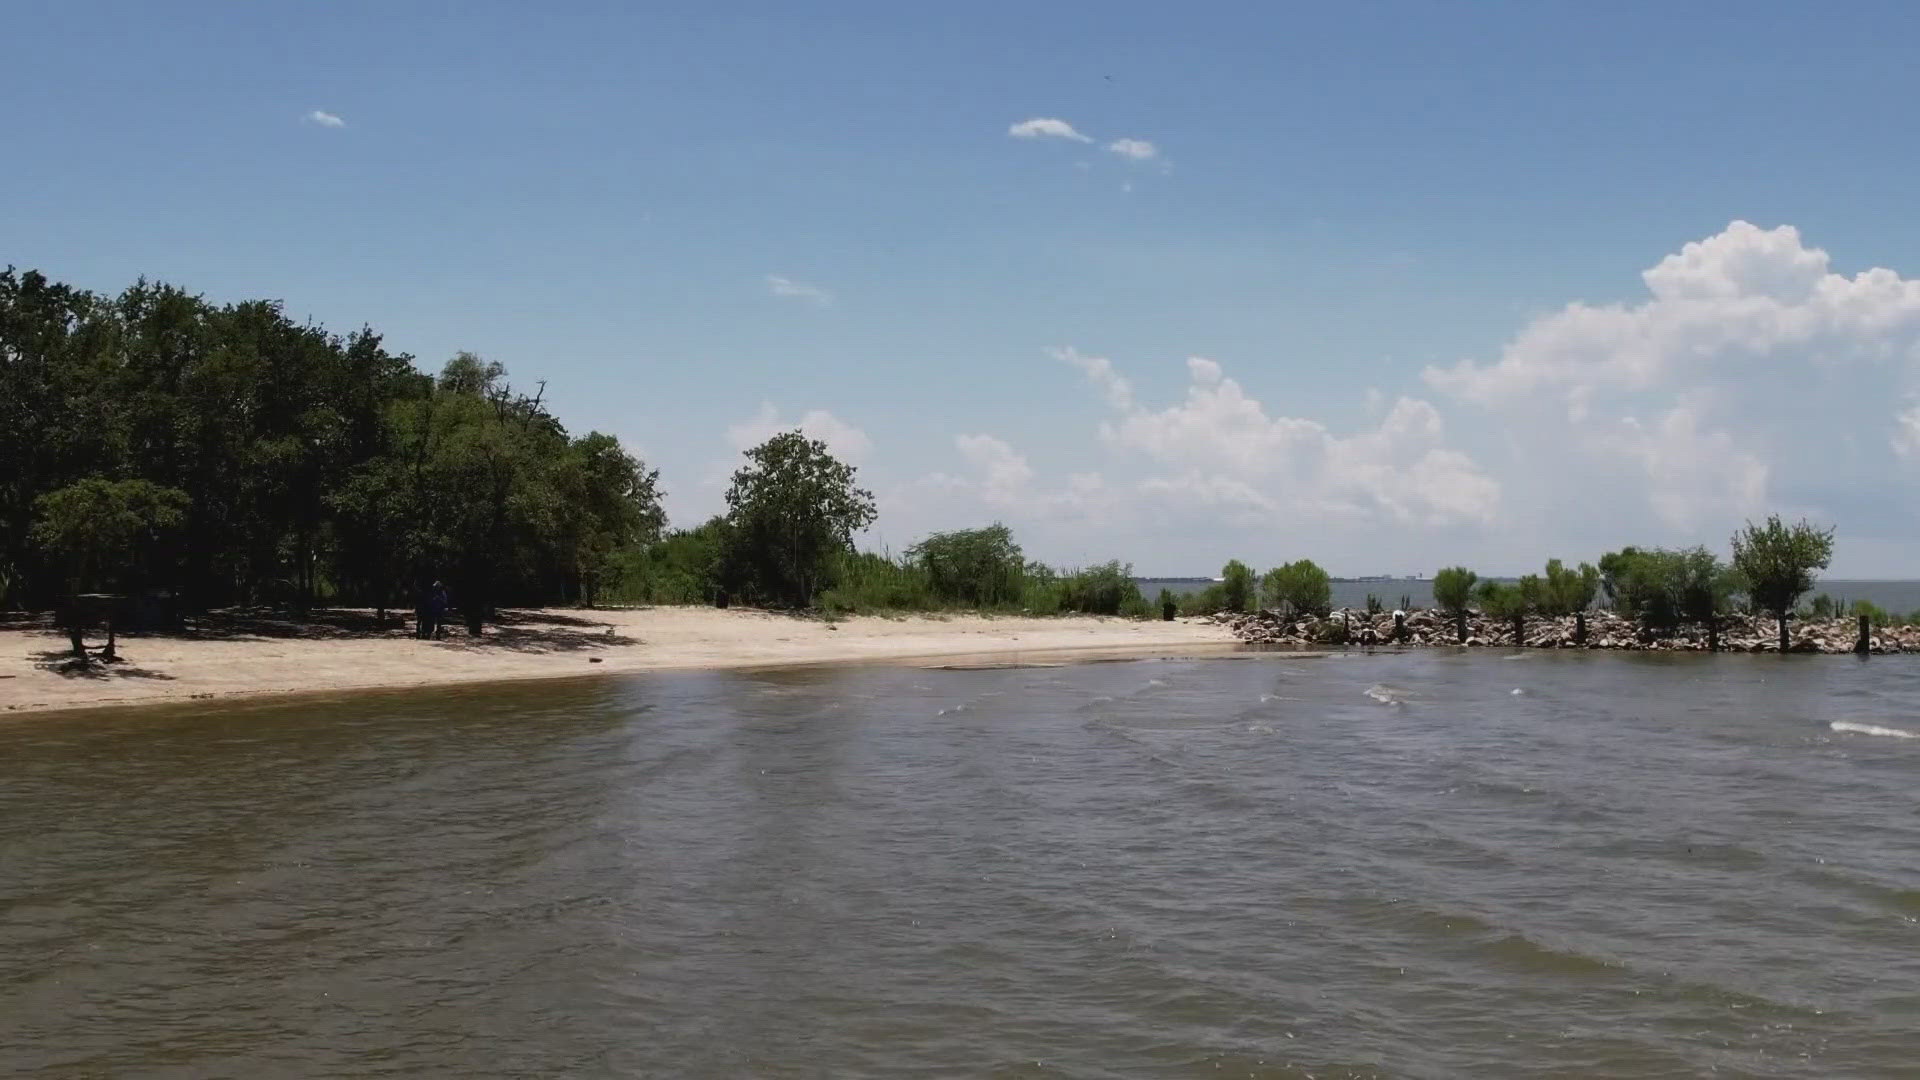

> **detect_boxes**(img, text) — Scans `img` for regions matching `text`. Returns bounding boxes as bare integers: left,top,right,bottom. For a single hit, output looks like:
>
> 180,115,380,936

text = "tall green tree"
1732,516,1835,652
720,431,877,606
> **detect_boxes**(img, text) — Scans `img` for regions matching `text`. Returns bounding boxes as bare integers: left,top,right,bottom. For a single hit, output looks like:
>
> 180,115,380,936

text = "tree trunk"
1456,611,1467,643
1575,612,1587,646
1778,613,1789,653
1706,614,1718,653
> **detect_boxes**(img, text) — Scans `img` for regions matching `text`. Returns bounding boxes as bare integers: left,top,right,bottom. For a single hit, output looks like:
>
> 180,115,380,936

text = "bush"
906,524,1026,607
1220,559,1257,613
1539,558,1599,616
1179,582,1231,616
1263,559,1332,618
1601,546,1740,631
1055,561,1147,616
1432,567,1477,615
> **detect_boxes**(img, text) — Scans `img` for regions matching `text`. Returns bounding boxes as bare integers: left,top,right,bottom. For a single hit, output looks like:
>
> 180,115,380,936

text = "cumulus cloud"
766,275,832,306
1088,357,1500,527
1106,137,1158,160
1423,220,1920,545
726,403,871,465
1008,117,1092,143
305,109,346,128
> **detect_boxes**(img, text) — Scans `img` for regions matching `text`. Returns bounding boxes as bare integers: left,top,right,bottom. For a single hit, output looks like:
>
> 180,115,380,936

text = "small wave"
1510,687,1525,696
1364,684,1408,706
1830,721,1918,739
936,703,969,717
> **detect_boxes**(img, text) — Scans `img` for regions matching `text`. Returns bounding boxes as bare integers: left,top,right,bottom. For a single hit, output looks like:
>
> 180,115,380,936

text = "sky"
10,1,1920,575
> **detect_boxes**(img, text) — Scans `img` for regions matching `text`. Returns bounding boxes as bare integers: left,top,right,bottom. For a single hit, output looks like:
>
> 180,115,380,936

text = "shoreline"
0,606,1239,718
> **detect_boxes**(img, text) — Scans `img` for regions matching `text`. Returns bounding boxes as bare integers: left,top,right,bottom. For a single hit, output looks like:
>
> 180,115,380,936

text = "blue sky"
12,2,1920,574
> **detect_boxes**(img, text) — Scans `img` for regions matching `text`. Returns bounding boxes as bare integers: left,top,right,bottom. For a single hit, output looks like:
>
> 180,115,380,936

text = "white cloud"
305,109,346,128
1049,346,1133,409
1106,137,1157,160
726,403,872,465
1008,117,1092,143
1089,357,1500,527
766,275,832,306
1423,220,1920,547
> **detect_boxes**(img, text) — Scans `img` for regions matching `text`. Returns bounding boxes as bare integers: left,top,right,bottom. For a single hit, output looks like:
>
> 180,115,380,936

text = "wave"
1830,721,1918,739
1364,684,1408,706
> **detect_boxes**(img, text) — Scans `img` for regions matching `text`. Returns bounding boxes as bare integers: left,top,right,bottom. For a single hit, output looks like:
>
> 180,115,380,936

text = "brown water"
3,652,1918,1078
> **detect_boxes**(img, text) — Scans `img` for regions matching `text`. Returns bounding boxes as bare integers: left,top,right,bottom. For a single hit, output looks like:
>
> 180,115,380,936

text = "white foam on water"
1364,684,1406,706
1830,721,1918,739
1511,688,1525,696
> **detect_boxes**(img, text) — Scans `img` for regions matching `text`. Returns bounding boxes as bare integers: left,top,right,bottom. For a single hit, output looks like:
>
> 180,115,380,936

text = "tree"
907,524,1026,607
1597,547,1643,610
1262,559,1332,618
1732,515,1835,652
1431,566,1477,642
32,478,190,595
1539,558,1600,617
1220,559,1257,613
720,431,877,606
1476,580,1530,645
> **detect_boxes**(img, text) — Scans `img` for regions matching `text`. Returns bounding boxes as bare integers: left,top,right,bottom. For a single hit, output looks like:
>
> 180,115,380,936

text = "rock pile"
1213,608,1919,655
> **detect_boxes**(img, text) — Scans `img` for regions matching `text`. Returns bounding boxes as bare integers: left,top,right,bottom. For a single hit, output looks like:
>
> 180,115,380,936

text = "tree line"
3,267,1159,626
2,267,663,625
1175,518,1838,652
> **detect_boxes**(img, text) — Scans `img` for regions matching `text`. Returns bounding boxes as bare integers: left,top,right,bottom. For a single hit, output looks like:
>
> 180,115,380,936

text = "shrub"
906,524,1026,607
1220,559,1257,613
1432,567,1477,615
1263,559,1332,618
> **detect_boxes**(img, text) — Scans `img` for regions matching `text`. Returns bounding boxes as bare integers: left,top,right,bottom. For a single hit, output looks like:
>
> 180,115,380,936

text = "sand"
0,606,1240,716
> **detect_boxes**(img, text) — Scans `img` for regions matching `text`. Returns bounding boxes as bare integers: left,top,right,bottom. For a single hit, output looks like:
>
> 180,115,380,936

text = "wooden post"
1574,611,1587,646
1393,611,1407,643
1456,610,1468,644
1855,614,1871,656
1706,613,1718,653
1512,614,1525,647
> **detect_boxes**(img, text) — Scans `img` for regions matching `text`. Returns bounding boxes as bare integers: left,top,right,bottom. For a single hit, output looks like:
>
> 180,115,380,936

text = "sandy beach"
0,607,1239,716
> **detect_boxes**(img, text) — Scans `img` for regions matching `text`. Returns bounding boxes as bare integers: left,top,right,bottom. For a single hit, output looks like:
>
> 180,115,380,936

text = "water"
4,653,1919,1078
1140,578,1920,615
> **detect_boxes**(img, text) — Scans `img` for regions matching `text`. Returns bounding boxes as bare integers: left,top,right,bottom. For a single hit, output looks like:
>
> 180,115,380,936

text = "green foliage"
1056,561,1148,617
1597,547,1643,609
604,518,727,605
1805,593,1836,620
1851,599,1891,627
1475,580,1529,620
1732,515,1835,618
0,267,663,616
1263,559,1332,617
1364,593,1383,616
32,478,190,593
1431,566,1478,615
717,431,877,607
1178,582,1231,616
1602,546,1741,630
1220,559,1257,614
1538,558,1600,616
906,523,1025,607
